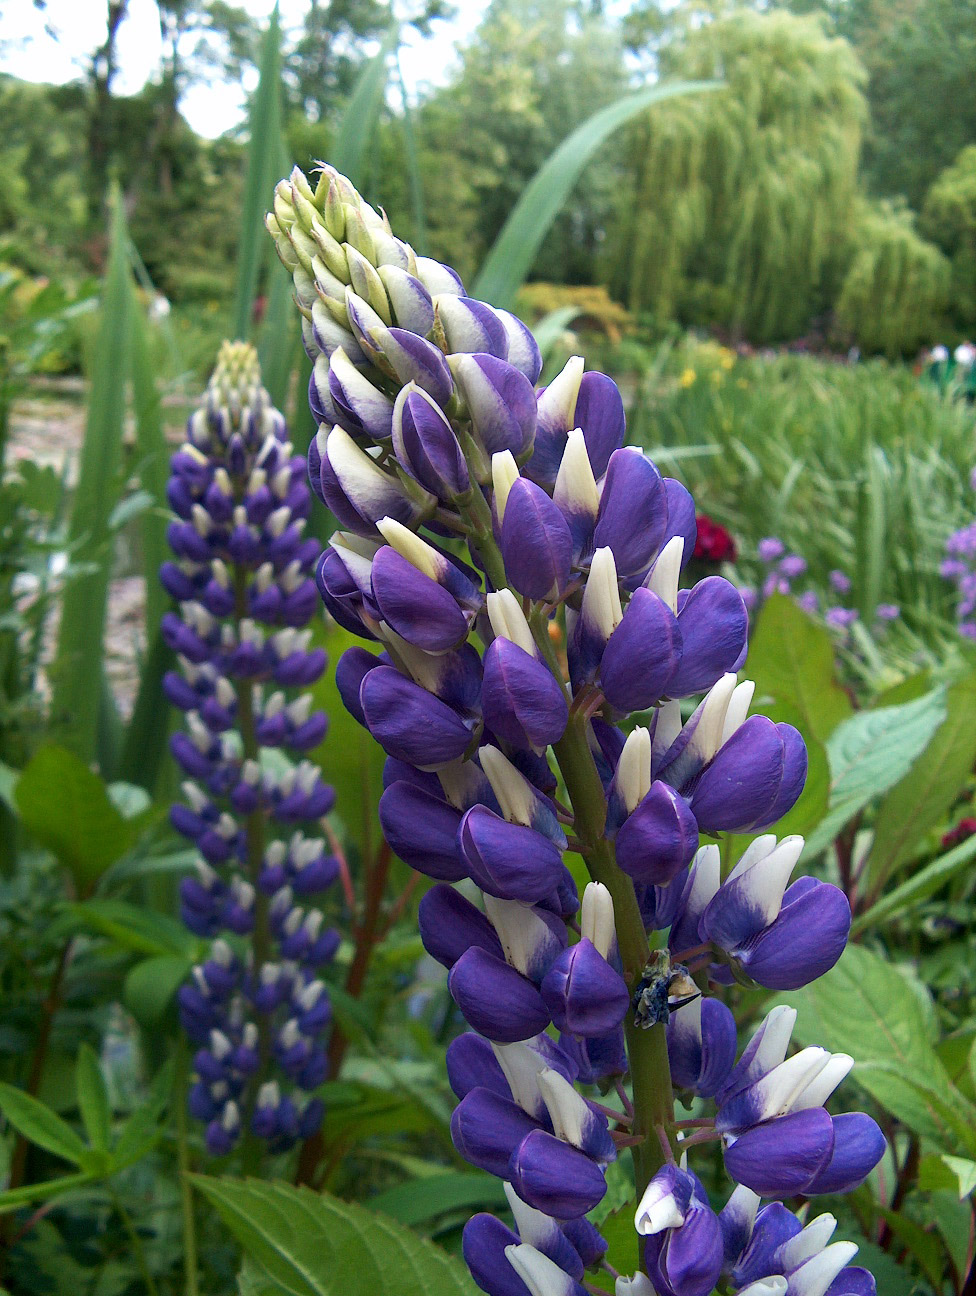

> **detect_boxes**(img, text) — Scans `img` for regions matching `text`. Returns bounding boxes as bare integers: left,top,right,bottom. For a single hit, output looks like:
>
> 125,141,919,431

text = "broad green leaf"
925,1190,972,1281
802,688,947,859
123,954,193,1028
875,1209,944,1289
474,80,719,309
368,1172,507,1227
332,27,400,189
14,746,136,892
75,1044,110,1153
231,6,284,340
0,1084,89,1167
68,898,194,957
587,1206,640,1291
866,672,976,891
191,1177,479,1296
746,595,852,743
851,829,976,935
51,194,133,762
784,944,976,1153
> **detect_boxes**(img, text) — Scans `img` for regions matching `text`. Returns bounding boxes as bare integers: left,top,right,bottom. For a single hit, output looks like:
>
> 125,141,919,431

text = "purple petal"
498,310,543,384
385,327,454,405
805,1113,885,1195
667,578,749,698
738,879,851,990
508,1129,607,1218
460,806,566,903
482,639,568,752
360,665,472,767
615,782,699,887
574,371,626,480
439,296,507,356
731,1202,801,1287
600,588,682,711
724,1109,834,1197
371,546,468,651
392,385,469,499
592,448,668,577
449,947,551,1042
690,717,805,835
381,784,466,881
462,1215,531,1296
826,1269,877,1296
447,1033,511,1102
667,996,737,1098
664,479,697,568
452,353,537,458
451,1086,541,1177
540,940,630,1037
501,478,573,600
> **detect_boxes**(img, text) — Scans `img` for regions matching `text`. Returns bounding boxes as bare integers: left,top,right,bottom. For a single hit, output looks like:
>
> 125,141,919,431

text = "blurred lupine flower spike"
267,166,883,1293
162,341,339,1157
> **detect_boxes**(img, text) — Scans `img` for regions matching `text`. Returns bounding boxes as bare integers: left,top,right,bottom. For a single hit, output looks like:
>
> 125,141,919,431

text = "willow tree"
922,145,976,334
836,200,949,358
607,9,867,342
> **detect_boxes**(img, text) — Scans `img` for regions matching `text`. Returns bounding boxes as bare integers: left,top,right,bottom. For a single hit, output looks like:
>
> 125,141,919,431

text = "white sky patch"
0,0,486,138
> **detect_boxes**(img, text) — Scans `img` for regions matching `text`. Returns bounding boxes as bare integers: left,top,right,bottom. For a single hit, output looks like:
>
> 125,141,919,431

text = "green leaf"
0,1084,89,1167
851,829,976,934
0,1172,95,1216
474,80,719,310
368,1173,508,1227
129,293,170,646
941,1155,976,1199
117,628,175,793
123,954,193,1028
332,27,400,188
191,1177,479,1296
111,1060,173,1170
68,898,194,957
802,688,947,859
746,595,852,743
14,746,136,892
75,1044,110,1153
866,672,976,892
50,194,134,762
232,6,284,341
784,944,976,1153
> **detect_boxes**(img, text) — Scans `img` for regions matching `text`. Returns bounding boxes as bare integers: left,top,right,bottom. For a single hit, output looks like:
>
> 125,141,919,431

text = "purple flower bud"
497,310,543,384
600,588,681,711
540,939,629,1037
508,1129,607,1218
447,1033,512,1102
459,806,566,903
639,1166,724,1296
724,1108,835,1197
482,639,568,752
451,353,537,458
438,295,508,356
392,384,469,499
667,578,749,698
328,348,395,439
804,1113,885,1195
449,947,551,1043
527,363,625,486
500,478,573,600
381,783,467,881
690,718,807,835
360,665,473,767
667,995,737,1097
615,782,699,887
419,884,506,967
334,646,383,724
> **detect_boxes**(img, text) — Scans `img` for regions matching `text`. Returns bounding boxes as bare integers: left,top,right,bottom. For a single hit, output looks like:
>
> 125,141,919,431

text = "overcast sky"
0,0,485,137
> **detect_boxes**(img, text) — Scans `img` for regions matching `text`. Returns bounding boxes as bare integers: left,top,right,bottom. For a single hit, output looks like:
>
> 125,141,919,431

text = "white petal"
480,745,536,827
582,547,623,639
616,727,652,815
787,1242,859,1296
487,589,537,656
492,451,520,522
791,1054,854,1112
506,1243,577,1296
554,427,600,517
721,679,756,744
644,535,684,613
580,882,616,960
778,1213,837,1270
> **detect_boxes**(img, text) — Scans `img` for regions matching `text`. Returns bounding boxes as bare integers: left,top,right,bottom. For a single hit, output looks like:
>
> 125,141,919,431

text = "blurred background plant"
2,0,976,1292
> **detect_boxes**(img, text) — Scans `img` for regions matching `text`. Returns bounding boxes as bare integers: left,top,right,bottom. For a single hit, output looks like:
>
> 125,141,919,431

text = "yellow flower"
678,368,697,388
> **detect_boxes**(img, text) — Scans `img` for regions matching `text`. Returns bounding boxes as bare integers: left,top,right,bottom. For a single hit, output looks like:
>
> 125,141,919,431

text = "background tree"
922,145,976,336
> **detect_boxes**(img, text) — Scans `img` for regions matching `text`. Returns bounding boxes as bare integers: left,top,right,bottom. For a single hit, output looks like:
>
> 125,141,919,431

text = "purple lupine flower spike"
267,164,881,1291
165,343,339,1156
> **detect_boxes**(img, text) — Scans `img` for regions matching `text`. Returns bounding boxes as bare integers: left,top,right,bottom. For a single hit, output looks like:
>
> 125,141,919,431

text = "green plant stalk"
174,1036,200,1296
109,1187,160,1296
232,569,271,1173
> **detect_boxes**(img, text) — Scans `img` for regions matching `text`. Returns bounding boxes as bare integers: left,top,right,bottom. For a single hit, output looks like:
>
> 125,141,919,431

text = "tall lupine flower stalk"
161,342,340,1158
268,168,885,1293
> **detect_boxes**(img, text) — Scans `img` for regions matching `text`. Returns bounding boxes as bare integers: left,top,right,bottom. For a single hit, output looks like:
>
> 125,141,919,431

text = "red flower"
694,514,737,564
941,817,976,850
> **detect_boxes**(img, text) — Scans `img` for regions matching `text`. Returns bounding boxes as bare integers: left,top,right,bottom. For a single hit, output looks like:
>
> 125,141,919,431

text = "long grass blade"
231,5,283,341
51,192,133,763
474,80,720,309
332,26,400,188
396,52,428,255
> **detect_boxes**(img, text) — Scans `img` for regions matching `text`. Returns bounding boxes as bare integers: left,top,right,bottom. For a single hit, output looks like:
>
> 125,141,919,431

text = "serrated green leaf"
191,1177,479,1296
784,944,976,1153
14,746,136,892
75,1044,110,1153
368,1173,507,1228
851,830,976,935
802,688,947,859
747,594,852,743
0,1084,89,1167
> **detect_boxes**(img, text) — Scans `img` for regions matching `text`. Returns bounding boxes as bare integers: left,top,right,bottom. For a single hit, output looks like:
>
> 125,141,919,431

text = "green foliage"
922,144,976,334
191,1177,479,1296
608,10,867,342
836,200,950,357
